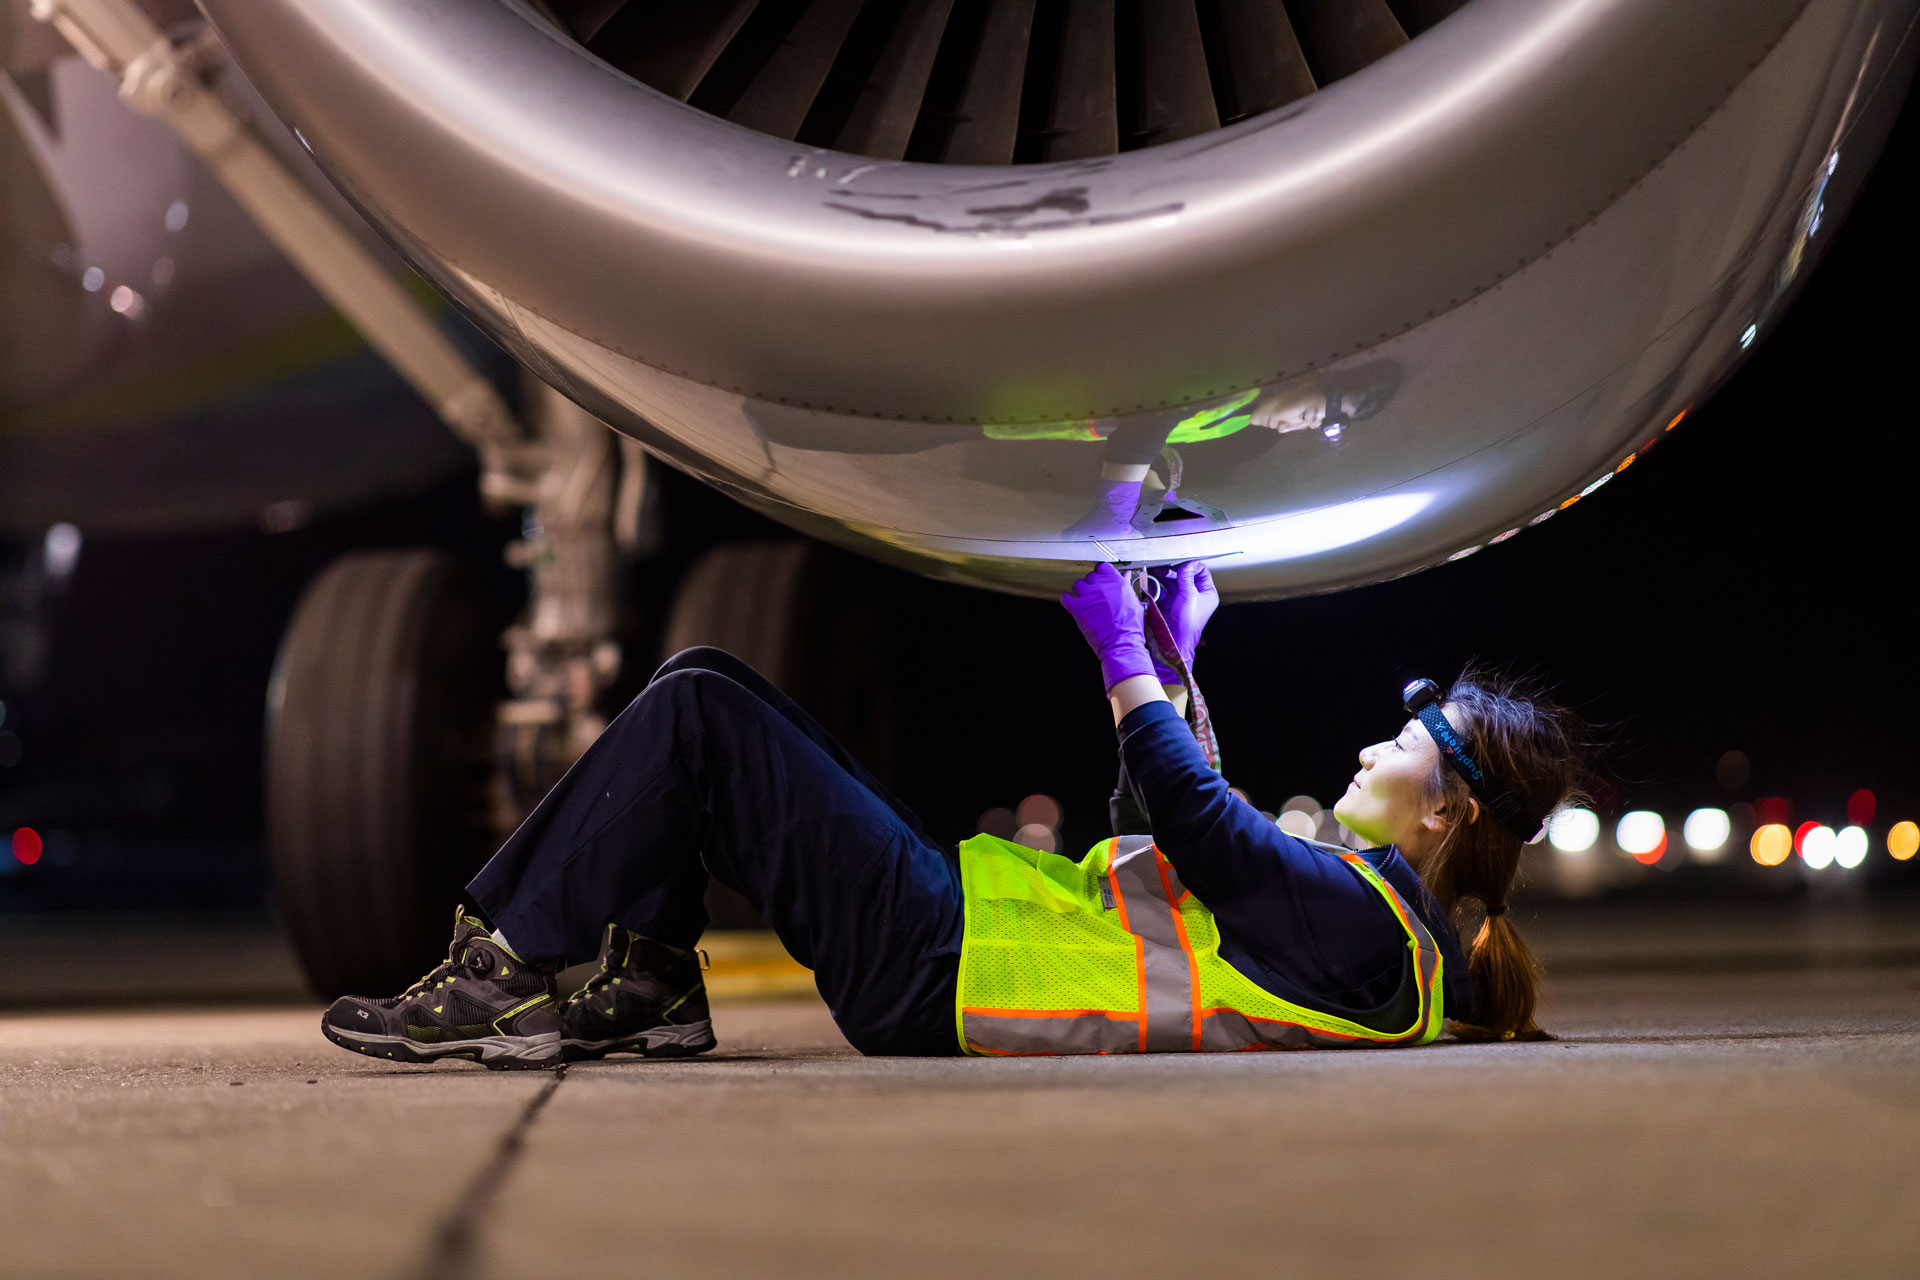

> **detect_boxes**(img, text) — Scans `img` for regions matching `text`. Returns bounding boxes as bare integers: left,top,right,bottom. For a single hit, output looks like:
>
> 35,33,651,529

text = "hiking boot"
560,925,716,1061
320,908,560,1070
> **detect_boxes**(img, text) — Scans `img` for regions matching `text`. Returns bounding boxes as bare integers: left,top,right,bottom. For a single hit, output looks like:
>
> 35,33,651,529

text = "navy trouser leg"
465,648,963,1055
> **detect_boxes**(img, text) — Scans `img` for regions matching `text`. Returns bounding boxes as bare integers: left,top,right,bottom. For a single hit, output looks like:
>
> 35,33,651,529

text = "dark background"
2,92,1915,911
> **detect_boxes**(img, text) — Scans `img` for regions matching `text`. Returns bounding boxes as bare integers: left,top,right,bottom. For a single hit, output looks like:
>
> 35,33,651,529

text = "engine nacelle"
197,0,1919,596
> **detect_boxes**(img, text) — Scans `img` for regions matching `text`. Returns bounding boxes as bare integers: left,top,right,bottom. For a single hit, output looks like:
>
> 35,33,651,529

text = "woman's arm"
1119,702,1368,922
1108,676,1188,726
1108,674,1167,724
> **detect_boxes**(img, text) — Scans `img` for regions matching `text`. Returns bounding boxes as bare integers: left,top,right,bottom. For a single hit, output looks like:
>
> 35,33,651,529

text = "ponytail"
1419,668,1586,1044
1450,910,1552,1042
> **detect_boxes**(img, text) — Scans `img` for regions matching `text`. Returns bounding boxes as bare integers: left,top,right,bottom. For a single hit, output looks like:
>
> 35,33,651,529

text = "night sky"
3,91,1917,907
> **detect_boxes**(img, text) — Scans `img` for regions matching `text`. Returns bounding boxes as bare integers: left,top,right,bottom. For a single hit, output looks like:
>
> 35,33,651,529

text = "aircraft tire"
660,540,894,927
266,549,500,999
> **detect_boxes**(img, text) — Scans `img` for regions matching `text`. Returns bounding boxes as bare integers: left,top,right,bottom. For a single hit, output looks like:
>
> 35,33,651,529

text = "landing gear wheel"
266,549,500,999
661,539,894,927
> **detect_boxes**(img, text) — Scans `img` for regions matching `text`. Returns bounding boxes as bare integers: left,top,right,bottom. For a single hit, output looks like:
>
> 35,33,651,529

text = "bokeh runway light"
1834,825,1869,869
1683,808,1731,861
1616,811,1668,864
1751,824,1793,866
1547,808,1600,853
10,828,40,866
1890,821,1920,861
1800,825,1837,870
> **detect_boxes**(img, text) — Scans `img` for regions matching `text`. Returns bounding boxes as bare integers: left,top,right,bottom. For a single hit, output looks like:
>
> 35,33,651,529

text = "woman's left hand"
1146,561,1219,679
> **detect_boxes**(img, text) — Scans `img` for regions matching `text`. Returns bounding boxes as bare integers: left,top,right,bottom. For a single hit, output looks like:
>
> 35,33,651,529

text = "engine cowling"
196,0,1920,596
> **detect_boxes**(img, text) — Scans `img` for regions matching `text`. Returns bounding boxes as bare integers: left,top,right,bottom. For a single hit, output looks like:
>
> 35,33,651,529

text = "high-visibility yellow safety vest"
981,389,1262,446
956,833,1444,1055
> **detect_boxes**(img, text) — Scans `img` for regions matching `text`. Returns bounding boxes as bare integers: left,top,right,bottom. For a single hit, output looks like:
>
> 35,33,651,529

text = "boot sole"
560,1019,716,1062
321,1019,561,1070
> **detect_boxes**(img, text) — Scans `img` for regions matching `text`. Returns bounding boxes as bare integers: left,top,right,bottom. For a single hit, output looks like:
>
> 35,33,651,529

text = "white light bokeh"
1013,822,1057,854
1275,811,1316,839
1834,825,1868,869
1683,808,1731,860
1615,811,1666,857
1546,808,1599,853
1800,825,1836,870
43,524,82,579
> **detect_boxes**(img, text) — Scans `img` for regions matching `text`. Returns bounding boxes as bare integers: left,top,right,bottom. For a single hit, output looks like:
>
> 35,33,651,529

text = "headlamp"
1401,678,1537,840
1321,391,1348,441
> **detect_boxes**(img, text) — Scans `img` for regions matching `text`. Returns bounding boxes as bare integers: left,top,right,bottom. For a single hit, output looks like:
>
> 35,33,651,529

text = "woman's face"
1249,387,1326,434
1333,712,1461,861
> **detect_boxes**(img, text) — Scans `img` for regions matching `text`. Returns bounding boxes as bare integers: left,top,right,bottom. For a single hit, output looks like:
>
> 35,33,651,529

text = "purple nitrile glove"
1060,563,1155,693
1145,560,1219,682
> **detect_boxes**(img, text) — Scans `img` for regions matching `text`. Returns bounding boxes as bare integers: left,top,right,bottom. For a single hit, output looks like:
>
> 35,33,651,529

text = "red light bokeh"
1847,789,1876,826
11,828,41,866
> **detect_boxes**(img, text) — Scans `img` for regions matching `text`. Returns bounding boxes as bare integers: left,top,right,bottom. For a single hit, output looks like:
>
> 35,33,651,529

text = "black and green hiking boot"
560,925,716,1062
320,908,561,1069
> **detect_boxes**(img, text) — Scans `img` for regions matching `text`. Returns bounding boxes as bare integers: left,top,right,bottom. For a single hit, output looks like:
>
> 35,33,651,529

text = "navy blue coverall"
468,647,1471,1056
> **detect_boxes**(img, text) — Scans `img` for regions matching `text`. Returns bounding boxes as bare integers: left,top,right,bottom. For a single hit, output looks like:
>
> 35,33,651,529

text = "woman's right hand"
1060,563,1155,693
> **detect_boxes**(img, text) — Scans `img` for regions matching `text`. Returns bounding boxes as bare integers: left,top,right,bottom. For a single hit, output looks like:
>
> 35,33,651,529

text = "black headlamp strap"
1321,391,1348,438
1402,680,1536,840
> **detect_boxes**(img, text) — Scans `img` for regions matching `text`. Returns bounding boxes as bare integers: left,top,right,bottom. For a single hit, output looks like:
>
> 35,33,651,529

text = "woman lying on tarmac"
320,561,1582,1068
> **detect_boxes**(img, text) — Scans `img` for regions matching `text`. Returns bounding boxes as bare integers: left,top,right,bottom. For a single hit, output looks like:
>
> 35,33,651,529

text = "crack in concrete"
412,1065,567,1280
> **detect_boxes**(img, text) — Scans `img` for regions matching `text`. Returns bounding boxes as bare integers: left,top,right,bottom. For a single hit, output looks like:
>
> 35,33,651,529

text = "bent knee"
630,666,765,723
654,646,763,687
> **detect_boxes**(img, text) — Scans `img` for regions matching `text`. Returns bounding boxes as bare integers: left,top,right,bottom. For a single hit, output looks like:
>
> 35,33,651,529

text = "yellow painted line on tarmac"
699,931,816,1002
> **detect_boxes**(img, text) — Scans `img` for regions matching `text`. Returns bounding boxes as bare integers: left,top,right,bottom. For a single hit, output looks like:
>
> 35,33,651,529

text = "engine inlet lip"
200,0,1818,421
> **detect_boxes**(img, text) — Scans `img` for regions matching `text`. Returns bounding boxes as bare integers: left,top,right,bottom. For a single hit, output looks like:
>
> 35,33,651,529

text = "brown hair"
1419,667,1585,1042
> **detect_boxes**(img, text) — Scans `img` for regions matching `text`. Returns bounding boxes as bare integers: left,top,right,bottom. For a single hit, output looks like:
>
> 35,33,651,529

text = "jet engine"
195,0,1917,599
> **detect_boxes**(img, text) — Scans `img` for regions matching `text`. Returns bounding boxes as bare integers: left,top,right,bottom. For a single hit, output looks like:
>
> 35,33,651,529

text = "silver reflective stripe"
1200,1009,1315,1051
1108,840,1195,1053
963,1010,1141,1054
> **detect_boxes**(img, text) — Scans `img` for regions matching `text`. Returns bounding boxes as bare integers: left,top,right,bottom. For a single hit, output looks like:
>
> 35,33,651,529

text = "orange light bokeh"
1751,824,1793,867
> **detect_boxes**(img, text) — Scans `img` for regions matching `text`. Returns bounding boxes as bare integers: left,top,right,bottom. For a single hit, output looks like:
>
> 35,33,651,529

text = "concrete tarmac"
3,962,1917,1280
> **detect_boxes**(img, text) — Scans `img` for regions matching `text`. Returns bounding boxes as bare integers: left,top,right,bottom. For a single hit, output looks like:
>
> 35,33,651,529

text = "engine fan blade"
547,0,626,43
1039,0,1117,160
1285,0,1410,85
1205,0,1317,120
729,0,869,139
1134,1,1219,146
586,0,759,100
834,0,959,160
942,0,1037,164
1385,0,1473,38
